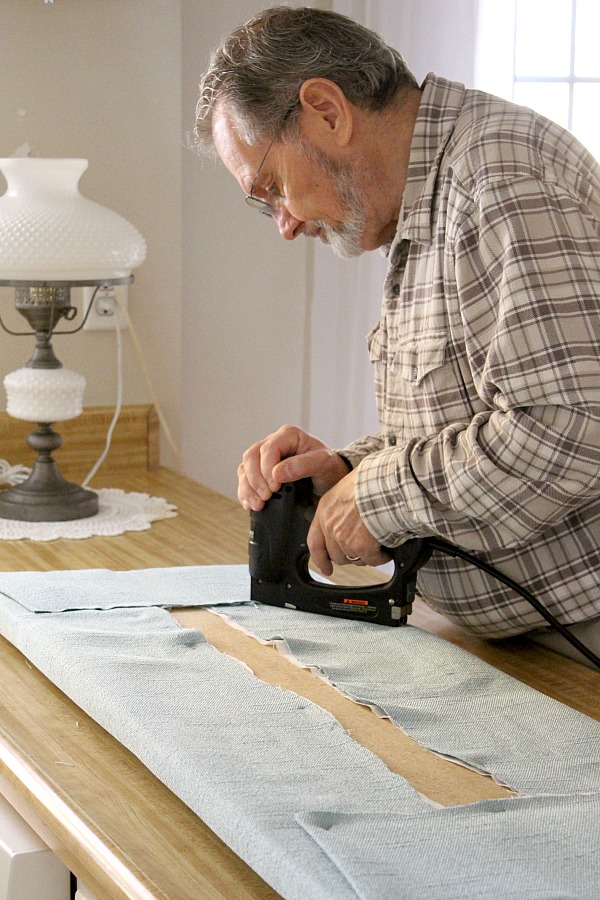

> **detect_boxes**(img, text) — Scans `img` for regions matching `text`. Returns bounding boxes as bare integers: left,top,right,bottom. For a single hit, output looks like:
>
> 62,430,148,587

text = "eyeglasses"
244,136,278,217
244,104,296,218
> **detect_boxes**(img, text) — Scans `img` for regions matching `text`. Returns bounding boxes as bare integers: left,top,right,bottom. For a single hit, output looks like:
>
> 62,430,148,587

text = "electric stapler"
246,479,600,666
249,478,432,625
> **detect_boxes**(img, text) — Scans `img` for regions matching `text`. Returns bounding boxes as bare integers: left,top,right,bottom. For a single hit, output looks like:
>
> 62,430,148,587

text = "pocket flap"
392,337,447,385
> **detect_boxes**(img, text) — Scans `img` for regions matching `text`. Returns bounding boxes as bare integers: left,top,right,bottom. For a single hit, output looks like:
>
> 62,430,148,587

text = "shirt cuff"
354,447,420,547
334,451,354,472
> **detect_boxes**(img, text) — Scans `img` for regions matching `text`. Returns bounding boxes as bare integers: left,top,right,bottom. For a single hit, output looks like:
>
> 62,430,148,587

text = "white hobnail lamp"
0,157,146,280
0,157,146,522
4,367,86,423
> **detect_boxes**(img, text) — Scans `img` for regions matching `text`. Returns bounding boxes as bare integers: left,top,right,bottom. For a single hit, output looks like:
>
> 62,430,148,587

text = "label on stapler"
329,600,375,615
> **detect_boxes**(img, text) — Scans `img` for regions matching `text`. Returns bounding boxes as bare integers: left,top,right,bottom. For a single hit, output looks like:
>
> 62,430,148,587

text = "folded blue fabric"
298,792,600,899
0,564,250,612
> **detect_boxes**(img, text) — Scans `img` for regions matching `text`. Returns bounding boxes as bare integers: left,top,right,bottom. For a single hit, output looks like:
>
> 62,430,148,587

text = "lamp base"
0,423,98,522
0,472,98,522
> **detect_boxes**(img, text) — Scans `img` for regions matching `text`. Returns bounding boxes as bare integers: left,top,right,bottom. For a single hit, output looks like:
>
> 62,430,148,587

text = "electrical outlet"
81,285,128,331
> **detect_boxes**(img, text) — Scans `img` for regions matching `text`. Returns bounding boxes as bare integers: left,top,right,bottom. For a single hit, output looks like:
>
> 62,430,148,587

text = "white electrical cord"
121,302,181,463
82,295,124,487
82,291,181,488
0,460,31,486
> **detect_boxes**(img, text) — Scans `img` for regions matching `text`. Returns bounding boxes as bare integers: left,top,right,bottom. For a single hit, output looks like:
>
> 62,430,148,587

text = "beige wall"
180,1,315,499
0,0,182,468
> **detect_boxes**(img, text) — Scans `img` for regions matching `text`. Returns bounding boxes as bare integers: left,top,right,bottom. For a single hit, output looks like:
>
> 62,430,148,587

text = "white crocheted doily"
0,486,177,542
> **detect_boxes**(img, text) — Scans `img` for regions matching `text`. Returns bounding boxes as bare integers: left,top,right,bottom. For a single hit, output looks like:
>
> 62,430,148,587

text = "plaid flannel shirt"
341,74,600,637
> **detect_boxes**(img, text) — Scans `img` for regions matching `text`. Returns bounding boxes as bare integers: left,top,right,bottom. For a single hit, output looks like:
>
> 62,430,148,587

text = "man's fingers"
259,429,303,491
273,449,327,485
307,517,334,576
273,448,351,498
354,548,391,568
237,465,266,512
242,425,314,499
239,443,272,504
238,425,345,514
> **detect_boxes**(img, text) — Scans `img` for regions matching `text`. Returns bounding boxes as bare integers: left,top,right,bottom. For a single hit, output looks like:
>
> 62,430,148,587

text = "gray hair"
192,5,418,154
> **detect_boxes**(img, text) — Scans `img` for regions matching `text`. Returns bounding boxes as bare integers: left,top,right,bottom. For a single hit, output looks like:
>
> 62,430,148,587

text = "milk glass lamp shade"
0,157,147,280
0,158,147,522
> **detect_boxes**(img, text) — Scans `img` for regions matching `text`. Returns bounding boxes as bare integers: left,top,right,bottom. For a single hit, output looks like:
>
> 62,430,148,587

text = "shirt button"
392,283,401,296
388,436,397,446
411,366,418,380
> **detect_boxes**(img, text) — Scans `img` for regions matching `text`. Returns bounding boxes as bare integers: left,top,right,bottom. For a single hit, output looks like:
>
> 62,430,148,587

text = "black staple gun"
249,479,432,626
248,479,600,667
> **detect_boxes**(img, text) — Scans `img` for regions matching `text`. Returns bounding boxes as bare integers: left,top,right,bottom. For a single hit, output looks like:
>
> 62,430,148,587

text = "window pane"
514,0,573,76
574,0,600,76
572,83,600,160
513,81,570,127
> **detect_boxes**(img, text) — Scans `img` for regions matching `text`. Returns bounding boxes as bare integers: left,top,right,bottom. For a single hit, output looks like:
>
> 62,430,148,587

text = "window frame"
512,0,600,132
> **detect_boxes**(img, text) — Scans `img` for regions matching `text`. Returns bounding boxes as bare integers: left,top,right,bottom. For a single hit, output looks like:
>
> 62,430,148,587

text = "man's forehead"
212,106,243,156
212,106,266,181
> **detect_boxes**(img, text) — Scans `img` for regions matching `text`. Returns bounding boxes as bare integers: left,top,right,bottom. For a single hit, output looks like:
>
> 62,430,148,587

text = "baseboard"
0,404,159,480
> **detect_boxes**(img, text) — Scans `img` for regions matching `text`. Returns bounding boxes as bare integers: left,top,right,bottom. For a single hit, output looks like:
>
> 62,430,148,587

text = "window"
513,0,600,158
476,0,600,160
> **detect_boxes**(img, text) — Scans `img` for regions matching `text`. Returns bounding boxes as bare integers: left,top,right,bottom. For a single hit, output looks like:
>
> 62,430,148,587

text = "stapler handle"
248,478,315,583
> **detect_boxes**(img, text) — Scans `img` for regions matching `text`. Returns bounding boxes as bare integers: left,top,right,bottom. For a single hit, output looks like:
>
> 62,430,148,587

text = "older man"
193,6,600,660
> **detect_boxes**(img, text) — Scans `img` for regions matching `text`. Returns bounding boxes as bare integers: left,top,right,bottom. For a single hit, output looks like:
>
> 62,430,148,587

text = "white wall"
393,0,479,85
0,0,182,468
180,1,317,500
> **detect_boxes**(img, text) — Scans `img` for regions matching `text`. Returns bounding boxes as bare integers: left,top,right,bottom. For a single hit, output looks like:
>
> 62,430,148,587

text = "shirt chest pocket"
391,338,448,385
385,337,459,438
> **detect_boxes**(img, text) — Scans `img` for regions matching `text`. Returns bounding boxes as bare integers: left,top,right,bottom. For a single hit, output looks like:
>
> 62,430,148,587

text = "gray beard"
318,208,365,258
317,165,366,258
300,141,367,259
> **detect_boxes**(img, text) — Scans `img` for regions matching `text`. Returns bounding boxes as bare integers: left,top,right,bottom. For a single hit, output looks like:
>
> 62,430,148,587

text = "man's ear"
298,78,353,148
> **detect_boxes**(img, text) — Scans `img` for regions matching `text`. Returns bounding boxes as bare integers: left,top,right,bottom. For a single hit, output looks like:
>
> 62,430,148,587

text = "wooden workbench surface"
0,464,598,899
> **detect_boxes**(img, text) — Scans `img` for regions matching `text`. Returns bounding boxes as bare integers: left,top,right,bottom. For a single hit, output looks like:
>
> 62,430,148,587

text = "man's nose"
273,206,303,241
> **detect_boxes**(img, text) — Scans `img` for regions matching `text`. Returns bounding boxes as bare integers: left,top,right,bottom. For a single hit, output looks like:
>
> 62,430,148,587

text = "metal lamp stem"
0,421,98,521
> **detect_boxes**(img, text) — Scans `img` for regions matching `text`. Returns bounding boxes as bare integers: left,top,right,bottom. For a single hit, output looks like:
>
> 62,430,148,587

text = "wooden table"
0,462,598,900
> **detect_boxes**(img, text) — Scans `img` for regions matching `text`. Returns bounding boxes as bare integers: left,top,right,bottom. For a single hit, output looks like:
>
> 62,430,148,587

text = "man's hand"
237,424,350,511
307,469,389,576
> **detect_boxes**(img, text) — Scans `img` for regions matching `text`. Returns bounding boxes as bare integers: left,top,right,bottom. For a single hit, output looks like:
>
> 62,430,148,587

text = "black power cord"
427,537,600,672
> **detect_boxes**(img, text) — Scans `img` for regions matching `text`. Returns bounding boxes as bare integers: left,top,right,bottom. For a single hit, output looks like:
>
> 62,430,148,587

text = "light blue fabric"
298,792,600,899
0,564,599,898
0,564,250,612
0,593,413,900
222,603,600,796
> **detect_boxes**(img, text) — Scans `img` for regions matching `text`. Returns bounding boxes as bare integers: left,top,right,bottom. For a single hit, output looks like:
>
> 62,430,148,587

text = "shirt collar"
388,73,466,255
